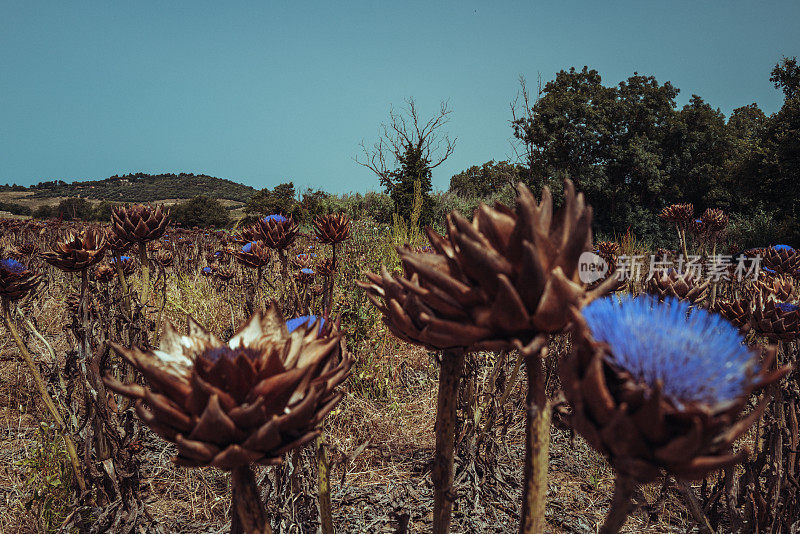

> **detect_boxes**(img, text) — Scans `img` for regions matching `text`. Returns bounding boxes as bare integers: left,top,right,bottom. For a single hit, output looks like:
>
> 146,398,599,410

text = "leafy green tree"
663,95,732,211
513,67,679,239
244,182,299,219
759,93,800,242
724,103,767,215
172,195,231,228
56,197,93,220
771,56,800,99
357,98,456,224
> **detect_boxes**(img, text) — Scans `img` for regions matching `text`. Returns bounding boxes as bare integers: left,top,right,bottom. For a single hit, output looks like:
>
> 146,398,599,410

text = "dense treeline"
483,57,800,247
27,172,255,203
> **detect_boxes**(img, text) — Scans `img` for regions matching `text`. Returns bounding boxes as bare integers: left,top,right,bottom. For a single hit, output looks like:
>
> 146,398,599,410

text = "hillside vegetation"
1,172,256,203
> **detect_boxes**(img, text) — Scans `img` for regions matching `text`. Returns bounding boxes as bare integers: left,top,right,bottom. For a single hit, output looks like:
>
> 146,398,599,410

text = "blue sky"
1,1,797,194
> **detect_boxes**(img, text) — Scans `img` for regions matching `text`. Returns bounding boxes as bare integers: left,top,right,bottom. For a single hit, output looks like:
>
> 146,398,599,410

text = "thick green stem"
230,464,272,534
2,302,87,494
520,352,550,534
317,433,334,534
600,474,637,534
432,349,465,534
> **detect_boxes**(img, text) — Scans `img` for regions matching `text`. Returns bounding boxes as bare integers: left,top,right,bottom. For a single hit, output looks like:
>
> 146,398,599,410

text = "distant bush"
56,198,94,220
0,201,31,216
431,184,517,230
172,195,231,228
33,204,55,219
728,207,794,250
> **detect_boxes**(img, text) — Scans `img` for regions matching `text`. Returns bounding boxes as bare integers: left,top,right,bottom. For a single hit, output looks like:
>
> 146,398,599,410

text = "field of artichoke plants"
0,180,799,533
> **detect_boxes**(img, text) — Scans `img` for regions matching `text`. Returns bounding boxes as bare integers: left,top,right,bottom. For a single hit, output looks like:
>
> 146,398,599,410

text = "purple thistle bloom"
0,258,26,273
286,315,325,333
582,295,757,405
776,302,800,313
112,256,132,263
772,244,795,252
242,241,255,253
300,268,314,275
202,267,212,274
263,214,287,223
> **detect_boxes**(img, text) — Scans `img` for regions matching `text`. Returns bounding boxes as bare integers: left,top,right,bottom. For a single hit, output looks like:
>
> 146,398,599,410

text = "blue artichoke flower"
0,258,26,274
582,295,756,405
286,315,325,333
560,294,789,482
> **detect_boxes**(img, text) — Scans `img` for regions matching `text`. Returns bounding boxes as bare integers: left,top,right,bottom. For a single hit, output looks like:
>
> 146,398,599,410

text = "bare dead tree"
355,98,456,191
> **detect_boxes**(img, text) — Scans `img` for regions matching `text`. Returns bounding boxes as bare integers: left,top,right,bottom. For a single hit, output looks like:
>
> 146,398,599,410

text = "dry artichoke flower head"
42,228,107,272
0,258,40,301
562,295,788,483
359,180,616,352
257,214,299,250
111,204,170,244
104,304,352,470
314,213,352,244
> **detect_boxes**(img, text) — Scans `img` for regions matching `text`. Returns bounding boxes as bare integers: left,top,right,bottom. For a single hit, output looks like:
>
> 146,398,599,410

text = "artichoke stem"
317,433,334,534
432,349,465,534
2,301,87,495
520,352,550,534
599,473,637,534
256,266,264,312
138,241,150,312
113,250,132,319
680,227,689,262
231,464,271,534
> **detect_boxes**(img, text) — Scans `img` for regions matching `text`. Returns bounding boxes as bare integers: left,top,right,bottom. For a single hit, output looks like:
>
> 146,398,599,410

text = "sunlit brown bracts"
761,245,800,276
292,253,314,270
103,305,352,470
713,298,752,333
111,204,170,244
42,228,107,272
112,255,137,276
231,241,271,269
750,300,800,342
646,269,709,305
561,296,788,484
658,203,694,227
596,241,619,259
749,272,796,303
359,180,615,352
0,258,40,301
314,213,352,245
701,208,728,233
92,263,116,284
256,214,299,250
105,228,133,255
